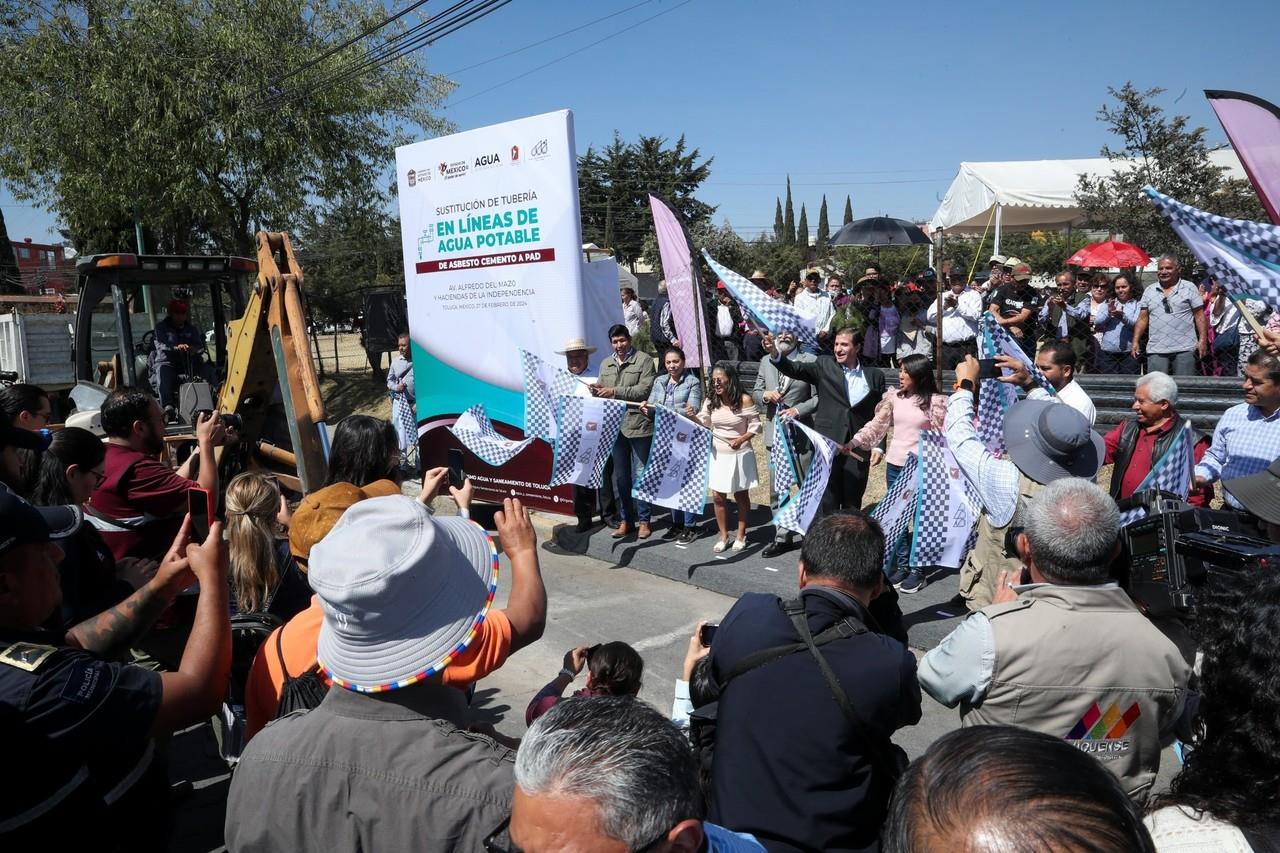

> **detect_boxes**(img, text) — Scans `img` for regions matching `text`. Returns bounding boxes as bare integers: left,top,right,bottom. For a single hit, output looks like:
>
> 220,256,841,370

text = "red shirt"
1103,416,1212,506
89,444,194,561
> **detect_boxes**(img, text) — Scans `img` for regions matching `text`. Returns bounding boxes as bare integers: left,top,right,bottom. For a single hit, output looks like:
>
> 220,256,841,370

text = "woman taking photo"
845,353,946,594
225,471,311,621
697,364,761,553
525,641,644,725
1092,273,1142,374
641,346,704,545
29,426,133,625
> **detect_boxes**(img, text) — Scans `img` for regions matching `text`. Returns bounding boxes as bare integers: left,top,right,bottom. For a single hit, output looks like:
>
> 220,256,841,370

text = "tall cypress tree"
843,195,853,226
0,208,21,295
816,195,830,255
773,197,784,243
797,204,809,256
783,176,795,246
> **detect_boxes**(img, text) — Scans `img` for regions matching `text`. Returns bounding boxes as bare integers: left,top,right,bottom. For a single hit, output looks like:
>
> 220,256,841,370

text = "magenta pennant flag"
1207,90,1280,225
649,194,711,367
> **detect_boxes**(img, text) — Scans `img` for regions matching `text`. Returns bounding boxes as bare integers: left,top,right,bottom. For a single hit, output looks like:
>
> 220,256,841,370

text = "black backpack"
272,627,328,719
229,611,283,706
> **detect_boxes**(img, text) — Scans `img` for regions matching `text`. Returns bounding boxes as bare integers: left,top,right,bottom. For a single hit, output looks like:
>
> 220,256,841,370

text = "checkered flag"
391,391,418,455
870,453,920,576
909,431,981,569
975,318,1015,455
521,349,584,443
703,251,821,350
980,311,1055,395
1119,420,1195,525
769,415,799,495
1146,186,1280,313
549,395,628,488
774,420,841,536
449,404,535,467
633,406,712,516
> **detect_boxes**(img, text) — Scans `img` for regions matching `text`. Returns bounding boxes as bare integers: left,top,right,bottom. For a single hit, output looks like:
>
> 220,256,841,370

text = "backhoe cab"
70,233,330,493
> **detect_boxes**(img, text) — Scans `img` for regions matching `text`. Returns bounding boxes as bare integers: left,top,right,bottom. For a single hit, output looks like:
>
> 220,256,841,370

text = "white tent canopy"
928,148,1245,253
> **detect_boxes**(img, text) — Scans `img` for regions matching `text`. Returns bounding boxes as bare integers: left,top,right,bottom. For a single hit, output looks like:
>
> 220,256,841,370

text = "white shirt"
792,289,832,334
622,299,644,336
841,361,869,407
926,288,982,343
1056,379,1096,425
716,304,735,337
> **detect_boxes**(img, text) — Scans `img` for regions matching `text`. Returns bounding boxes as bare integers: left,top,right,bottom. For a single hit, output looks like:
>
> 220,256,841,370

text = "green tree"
796,204,809,259
843,195,854,226
747,236,804,290
816,195,830,256
773,197,785,242
1076,83,1266,268
578,132,714,270
0,0,453,257
0,206,21,294
783,176,795,245
296,193,402,326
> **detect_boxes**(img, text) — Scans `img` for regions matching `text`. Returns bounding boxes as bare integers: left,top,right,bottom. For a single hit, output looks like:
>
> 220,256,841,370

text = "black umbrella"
829,216,931,247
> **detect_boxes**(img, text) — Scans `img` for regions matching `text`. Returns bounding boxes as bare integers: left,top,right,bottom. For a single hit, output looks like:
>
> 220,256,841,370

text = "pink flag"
1207,90,1280,224
649,195,711,367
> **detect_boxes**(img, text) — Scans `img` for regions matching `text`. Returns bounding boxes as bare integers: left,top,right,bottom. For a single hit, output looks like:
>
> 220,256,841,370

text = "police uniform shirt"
0,628,164,842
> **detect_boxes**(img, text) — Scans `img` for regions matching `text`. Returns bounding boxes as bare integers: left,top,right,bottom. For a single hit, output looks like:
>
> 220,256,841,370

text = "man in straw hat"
556,336,616,532
945,354,1104,611
228,496,542,850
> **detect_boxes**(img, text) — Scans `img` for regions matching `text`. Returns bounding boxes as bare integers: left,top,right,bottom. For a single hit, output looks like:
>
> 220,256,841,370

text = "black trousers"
940,339,977,369
821,452,870,514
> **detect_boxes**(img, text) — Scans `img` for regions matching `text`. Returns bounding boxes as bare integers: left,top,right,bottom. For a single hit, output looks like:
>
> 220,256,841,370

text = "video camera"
1118,490,1280,616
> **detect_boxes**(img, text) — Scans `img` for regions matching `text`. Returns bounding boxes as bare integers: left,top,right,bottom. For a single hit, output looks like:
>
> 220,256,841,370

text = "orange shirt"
244,596,513,741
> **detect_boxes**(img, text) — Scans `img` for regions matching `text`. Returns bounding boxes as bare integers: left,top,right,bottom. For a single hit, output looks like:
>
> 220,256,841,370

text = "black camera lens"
219,413,243,431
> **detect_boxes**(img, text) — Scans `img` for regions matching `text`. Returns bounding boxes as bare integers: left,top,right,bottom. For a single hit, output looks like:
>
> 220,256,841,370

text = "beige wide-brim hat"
749,269,775,286
311,495,498,692
555,337,597,355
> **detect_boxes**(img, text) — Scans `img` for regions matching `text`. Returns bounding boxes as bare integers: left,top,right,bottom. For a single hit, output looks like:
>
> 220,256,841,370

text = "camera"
194,409,243,432
1118,490,1280,616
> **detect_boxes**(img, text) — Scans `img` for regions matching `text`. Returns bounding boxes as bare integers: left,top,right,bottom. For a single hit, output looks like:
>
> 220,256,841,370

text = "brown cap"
1011,263,1033,281
289,479,403,563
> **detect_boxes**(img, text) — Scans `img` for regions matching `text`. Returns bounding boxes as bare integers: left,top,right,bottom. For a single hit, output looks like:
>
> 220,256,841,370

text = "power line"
449,0,693,107
440,0,657,76
260,0,513,111
272,0,433,85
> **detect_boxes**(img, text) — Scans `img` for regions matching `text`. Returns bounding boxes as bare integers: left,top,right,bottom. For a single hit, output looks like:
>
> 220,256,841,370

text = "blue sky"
5,0,1279,244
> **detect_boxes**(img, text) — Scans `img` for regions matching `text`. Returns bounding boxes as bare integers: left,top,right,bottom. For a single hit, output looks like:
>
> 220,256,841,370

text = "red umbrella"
1066,240,1151,268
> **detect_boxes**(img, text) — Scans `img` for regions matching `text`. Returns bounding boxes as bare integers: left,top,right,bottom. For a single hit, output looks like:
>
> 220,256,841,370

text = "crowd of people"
695,253,1280,378
4,263,1280,850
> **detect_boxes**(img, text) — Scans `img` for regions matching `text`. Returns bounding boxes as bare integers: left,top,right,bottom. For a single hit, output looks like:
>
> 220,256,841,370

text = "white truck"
0,296,148,393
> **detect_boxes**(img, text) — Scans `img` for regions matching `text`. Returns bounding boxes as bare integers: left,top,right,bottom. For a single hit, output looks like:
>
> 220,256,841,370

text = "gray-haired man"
918,478,1190,804
506,696,763,852
1131,255,1207,376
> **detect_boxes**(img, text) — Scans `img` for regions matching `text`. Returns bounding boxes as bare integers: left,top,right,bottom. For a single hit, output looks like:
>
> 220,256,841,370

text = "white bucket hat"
309,495,498,692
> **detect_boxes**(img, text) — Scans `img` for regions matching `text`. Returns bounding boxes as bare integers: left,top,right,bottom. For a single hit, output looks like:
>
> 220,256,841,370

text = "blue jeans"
883,462,912,574
611,434,652,523
674,509,698,527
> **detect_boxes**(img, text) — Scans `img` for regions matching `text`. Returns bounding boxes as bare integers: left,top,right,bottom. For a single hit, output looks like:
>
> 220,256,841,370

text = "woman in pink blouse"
844,353,946,592
698,364,762,553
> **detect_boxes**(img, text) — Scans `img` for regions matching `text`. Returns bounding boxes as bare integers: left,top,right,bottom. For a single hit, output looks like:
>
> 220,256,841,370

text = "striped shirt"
1195,401,1280,508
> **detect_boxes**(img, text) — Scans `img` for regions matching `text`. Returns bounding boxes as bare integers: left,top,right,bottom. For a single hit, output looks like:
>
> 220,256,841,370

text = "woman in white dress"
697,363,761,553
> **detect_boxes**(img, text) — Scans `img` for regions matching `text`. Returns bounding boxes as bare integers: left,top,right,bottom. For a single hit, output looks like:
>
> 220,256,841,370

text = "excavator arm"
218,231,329,493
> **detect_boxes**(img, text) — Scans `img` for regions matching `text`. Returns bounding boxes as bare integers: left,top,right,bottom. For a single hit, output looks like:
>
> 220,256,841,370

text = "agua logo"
474,152,501,169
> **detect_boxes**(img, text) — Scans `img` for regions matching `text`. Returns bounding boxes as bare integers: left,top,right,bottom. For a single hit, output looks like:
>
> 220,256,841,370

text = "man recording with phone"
89,389,227,562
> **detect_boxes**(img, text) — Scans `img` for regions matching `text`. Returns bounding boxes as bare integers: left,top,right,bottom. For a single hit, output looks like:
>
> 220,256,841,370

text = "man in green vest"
917,477,1190,804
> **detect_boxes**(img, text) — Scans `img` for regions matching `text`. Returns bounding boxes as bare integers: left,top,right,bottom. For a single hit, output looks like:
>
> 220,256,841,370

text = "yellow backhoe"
70,231,330,493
